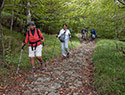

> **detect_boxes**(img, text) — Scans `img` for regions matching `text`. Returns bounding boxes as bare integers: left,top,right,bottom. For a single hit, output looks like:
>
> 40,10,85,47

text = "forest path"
8,41,97,95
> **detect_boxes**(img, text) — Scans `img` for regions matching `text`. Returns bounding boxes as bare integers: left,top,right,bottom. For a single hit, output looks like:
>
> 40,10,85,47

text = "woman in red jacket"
22,21,45,72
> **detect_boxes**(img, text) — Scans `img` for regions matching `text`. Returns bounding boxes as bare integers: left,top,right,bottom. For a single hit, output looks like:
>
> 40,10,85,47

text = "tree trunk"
27,1,31,24
0,0,5,61
1,32,5,61
8,0,16,49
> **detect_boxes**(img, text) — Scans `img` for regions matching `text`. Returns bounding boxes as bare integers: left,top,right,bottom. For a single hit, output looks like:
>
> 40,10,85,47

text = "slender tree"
0,0,5,61
27,0,31,24
8,0,16,49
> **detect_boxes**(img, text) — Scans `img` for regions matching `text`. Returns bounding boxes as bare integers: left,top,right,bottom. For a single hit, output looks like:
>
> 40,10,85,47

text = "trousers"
61,39,69,57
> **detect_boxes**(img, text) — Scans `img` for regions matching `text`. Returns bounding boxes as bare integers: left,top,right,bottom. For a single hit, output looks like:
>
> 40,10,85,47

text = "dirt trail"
7,41,97,95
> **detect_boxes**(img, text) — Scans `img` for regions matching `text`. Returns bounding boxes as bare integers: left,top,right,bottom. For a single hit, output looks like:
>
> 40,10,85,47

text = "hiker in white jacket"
56,24,71,59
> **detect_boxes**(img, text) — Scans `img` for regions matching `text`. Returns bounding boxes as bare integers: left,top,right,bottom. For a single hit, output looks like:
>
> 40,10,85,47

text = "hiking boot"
41,62,46,70
62,56,66,59
67,52,70,58
32,67,36,73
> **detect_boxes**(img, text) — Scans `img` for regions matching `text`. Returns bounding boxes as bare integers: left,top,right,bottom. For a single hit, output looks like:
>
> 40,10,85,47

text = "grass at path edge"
93,39,125,95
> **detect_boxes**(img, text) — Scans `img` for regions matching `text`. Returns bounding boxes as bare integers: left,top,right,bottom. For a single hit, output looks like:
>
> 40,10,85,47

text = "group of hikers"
22,22,71,72
21,21,96,72
81,27,97,40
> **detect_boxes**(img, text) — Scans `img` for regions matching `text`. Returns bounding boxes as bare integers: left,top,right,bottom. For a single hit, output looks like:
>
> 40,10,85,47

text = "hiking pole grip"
22,44,25,49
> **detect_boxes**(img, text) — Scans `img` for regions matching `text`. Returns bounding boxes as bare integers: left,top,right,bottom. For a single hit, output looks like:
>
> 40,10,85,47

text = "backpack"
59,30,67,42
27,28,41,51
27,28,40,39
92,34,96,39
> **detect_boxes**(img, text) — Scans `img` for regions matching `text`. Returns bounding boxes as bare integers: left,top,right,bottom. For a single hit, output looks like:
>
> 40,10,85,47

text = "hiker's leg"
81,34,83,39
29,46,36,72
65,39,69,53
84,34,86,40
36,45,42,57
86,33,88,40
65,39,70,57
85,33,86,40
30,57,35,67
29,46,35,67
36,56,43,63
90,35,92,41
61,42,66,57
35,45,42,62
82,34,84,39
88,35,91,41
36,45,45,69
36,56,45,69
30,57,36,72
83,34,85,39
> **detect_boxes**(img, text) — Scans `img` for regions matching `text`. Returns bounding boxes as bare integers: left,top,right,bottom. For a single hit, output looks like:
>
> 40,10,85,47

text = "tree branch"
118,0,125,5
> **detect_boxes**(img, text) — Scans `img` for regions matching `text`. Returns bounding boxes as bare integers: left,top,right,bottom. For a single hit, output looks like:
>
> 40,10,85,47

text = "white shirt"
58,29,71,40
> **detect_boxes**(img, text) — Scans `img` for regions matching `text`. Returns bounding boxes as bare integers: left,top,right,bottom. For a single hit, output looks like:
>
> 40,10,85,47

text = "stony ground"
6,41,97,95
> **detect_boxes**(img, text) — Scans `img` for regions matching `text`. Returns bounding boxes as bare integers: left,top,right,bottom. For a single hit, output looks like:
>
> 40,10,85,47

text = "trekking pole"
16,45,25,75
42,42,47,61
51,37,57,58
69,38,74,49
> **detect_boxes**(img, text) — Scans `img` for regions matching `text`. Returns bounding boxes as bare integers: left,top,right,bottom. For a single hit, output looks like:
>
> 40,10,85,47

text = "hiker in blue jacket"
91,28,96,40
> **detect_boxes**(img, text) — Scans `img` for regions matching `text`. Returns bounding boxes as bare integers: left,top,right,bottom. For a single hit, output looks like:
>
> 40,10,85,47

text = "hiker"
22,21,45,72
85,28,89,40
56,24,71,59
81,28,86,39
90,28,97,40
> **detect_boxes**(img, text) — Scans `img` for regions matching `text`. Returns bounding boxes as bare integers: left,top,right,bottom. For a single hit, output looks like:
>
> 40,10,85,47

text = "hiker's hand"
69,34,71,38
56,34,58,38
41,39,44,42
22,43,25,47
22,43,25,49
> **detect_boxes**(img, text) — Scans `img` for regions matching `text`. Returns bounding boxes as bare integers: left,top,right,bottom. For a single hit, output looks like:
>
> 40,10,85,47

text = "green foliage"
2,0,124,38
93,39,125,95
1,11,12,17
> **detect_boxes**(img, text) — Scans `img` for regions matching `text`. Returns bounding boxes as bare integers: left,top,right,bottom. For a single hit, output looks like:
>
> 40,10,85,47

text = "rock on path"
7,41,97,95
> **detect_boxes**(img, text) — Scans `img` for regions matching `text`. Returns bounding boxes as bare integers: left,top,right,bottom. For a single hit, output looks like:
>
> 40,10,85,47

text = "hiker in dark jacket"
81,28,86,39
85,28,89,40
22,21,45,72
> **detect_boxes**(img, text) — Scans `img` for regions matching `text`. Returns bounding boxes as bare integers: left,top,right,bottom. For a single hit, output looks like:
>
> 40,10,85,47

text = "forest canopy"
0,0,125,38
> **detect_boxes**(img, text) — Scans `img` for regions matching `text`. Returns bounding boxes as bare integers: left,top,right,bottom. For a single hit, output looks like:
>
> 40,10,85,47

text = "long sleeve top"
58,29,71,40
